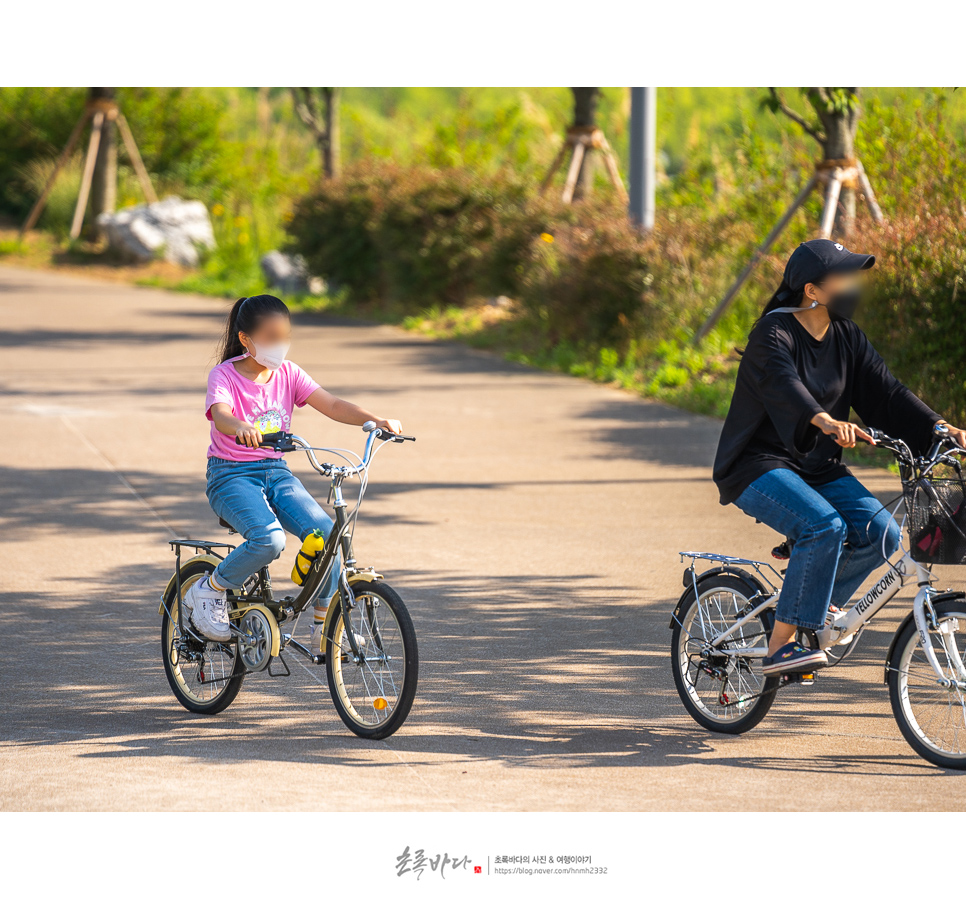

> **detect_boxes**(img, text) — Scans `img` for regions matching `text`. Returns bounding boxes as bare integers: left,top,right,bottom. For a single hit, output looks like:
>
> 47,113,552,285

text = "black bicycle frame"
289,500,366,659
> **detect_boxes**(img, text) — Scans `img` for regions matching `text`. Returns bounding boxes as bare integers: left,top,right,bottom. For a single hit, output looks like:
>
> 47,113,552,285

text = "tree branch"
768,88,826,143
290,87,325,139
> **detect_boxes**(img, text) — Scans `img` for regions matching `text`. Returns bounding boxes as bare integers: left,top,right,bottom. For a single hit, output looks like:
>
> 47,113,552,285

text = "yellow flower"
233,215,247,228
211,203,225,217
540,232,554,244
238,232,250,245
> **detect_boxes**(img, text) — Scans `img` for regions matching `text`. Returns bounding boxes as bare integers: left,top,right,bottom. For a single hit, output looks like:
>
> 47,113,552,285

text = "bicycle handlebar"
234,423,414,477
235,426,413,450
865,424,964,469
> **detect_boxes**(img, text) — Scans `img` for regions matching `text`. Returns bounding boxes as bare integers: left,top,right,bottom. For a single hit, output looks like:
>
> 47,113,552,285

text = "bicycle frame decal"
838,564,903,635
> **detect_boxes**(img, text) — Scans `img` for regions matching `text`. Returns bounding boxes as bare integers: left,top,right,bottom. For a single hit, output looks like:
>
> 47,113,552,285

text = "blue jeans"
206,457,339,598
734,468,901,630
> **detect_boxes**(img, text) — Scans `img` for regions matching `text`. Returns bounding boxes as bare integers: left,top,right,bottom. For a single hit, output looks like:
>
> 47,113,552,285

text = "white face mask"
249,341,290,371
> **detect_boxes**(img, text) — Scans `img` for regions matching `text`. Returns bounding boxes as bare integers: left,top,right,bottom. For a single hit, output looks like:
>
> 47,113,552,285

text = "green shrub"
856,210,966,421
288,163,553,305
286,168,391,299
521,208,664,346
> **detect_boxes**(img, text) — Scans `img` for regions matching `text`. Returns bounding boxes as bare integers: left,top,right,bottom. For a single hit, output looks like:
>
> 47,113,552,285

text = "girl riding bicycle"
184,294,402,649
713,239,966,676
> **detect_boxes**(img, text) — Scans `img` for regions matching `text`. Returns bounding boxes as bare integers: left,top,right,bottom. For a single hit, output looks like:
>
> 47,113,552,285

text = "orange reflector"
373,697,388,711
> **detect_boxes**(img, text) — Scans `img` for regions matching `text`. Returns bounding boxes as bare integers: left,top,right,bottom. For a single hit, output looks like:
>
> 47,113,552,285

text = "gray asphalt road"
1,264,962,811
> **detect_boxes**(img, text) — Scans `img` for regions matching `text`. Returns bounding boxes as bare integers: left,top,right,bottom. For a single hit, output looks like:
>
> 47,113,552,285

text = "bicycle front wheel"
671,573,779,734
889,600,966,770
324,580,418,739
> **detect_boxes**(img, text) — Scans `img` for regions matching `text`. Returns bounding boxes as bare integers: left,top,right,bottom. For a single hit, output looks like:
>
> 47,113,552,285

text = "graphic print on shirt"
247,404,289,435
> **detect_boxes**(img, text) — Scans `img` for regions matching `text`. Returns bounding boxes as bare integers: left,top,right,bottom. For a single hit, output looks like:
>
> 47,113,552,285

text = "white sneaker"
183,576,231,642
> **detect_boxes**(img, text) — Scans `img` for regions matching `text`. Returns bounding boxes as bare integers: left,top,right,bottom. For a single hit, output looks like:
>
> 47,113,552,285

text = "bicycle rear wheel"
888,600,966,770
324,580,418,739
161,558,245,715
671,573,780,734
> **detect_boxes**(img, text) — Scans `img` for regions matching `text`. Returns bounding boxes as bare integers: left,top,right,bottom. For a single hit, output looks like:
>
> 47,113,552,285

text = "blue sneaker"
762,641,828,676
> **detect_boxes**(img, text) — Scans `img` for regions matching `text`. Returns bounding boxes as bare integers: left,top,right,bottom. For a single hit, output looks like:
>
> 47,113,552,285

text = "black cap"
781,239,875,296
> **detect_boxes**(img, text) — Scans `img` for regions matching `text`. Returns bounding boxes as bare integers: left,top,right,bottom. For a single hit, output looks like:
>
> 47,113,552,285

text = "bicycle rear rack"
169,538,235,555
679,550,785,588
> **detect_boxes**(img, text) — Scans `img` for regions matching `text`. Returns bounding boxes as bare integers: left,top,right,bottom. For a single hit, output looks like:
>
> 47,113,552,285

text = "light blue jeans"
206,457,339,597
734,468,901,630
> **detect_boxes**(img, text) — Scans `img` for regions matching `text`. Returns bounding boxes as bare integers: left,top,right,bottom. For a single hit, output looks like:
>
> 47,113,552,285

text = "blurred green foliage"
2,86,965,422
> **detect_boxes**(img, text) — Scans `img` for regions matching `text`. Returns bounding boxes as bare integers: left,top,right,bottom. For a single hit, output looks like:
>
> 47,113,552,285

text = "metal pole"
629,87,656,230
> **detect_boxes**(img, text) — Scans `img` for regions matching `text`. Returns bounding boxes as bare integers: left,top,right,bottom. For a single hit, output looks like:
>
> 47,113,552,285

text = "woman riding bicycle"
184,294,402,648
713,239,966,676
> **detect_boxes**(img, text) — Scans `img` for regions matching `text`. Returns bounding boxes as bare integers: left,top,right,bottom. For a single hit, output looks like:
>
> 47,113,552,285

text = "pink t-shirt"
205,356,320,461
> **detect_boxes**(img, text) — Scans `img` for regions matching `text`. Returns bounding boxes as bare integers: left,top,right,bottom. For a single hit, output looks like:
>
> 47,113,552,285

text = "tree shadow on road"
0,556,936,783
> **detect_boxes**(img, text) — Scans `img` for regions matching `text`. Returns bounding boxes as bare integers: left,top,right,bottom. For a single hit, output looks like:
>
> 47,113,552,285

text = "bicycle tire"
671,573,780,734
325,580,418,739
888,598,966,770
160,557,246,715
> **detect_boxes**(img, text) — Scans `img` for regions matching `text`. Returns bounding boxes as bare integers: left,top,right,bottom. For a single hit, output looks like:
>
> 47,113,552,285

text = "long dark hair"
753,279,803,328
735,280,805,355
218,294,290,364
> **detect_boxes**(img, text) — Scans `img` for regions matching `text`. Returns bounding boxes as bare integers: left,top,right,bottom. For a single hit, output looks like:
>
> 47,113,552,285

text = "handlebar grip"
234,431,296,451
375,428,415,442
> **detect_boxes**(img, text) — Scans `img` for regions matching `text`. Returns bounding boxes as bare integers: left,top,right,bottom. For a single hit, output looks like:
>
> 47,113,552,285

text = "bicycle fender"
322,571,384,619
883,591,966,683
669,566,767,629
158,554,224,616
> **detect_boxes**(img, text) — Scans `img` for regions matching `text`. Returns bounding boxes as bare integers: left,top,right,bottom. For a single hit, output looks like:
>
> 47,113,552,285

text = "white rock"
260,250,326,295
96,197,216,267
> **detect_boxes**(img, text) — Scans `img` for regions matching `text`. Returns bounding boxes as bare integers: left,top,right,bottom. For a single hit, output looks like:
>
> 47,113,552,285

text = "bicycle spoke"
898,613,966,758
329,590,408,728
679,587,770,722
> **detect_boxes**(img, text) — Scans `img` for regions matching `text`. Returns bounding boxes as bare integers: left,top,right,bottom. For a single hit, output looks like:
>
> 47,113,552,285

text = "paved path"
1,265,961,810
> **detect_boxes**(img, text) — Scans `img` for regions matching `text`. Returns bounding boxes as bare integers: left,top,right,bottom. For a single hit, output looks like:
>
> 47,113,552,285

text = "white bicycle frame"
681,541,966,690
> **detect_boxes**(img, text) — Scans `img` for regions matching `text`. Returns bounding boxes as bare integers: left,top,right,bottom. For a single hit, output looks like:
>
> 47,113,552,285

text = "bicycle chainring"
237,608,274,672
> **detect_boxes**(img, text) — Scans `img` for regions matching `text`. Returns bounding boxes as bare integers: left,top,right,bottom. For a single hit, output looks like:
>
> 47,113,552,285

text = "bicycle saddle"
217,517,234,531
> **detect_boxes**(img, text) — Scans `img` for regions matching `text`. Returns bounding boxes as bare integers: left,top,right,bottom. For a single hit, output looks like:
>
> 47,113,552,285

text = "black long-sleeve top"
713,312,940,505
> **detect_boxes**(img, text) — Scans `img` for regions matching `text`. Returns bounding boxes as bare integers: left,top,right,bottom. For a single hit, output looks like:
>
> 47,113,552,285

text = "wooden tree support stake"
20,110,90,236
542,126,628,204
116,112,158,204
818,173,842,239
20,100,159,240
693,175,818,343
693,158,885,344
70,110,105,240
561,142,586,204
857,160,883,224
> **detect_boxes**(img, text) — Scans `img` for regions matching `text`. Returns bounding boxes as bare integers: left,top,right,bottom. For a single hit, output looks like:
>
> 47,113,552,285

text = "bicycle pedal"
781,672,816,686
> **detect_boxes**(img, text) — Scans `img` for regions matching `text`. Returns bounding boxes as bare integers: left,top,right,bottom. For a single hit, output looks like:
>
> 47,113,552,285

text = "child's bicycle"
671,425,966,769
158,421,418,739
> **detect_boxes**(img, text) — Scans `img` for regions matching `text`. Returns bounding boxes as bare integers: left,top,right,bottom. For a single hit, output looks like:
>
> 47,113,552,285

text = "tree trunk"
813,89,860,238
570,87,600,200
291,88,342,180
324,87,341,179
89,87,117,239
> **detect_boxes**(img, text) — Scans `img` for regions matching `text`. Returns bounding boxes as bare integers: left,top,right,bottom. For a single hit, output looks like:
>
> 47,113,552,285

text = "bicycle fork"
913,587,966,688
